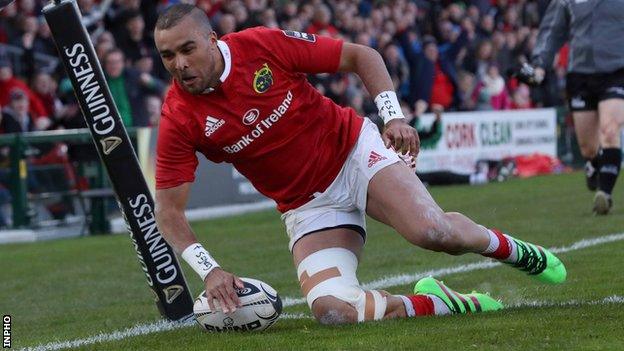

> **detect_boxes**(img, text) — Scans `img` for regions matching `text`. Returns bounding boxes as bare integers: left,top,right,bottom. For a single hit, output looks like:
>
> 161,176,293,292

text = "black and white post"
42,0,194,321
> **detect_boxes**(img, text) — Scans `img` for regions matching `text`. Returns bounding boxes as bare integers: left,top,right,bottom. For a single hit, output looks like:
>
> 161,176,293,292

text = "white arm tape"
181,243,220,281
374,91,405,124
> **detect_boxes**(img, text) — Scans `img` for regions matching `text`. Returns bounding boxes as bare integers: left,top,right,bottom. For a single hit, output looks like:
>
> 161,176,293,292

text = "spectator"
399,29,469,112
457,70,477,111
30,71,57,120
305,4,338,37
1,88,37,133
216,13,236,36
103,48,164,127
116,9,154,65
383,44,408,93
95,31,117,61
0,0,569,123
0,55,49,125
78,0,115,41
510,84,533,110
463,39,495,79
472,65,510,110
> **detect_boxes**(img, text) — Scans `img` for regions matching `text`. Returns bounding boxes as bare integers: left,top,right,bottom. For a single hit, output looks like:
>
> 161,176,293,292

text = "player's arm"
155,183,244,313
527,0,569,84
338,42,420,157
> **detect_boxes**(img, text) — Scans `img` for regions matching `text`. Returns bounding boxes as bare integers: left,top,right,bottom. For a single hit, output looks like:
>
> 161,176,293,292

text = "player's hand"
513,63,545,86
203,268,244,314
382,118,420,157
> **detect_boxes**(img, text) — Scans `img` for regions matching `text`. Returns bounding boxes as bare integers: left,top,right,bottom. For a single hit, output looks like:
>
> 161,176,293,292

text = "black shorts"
566,68,624,111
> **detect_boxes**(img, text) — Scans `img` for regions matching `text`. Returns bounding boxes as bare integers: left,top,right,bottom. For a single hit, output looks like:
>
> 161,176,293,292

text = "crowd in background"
0,0,569,133
0,0,570,225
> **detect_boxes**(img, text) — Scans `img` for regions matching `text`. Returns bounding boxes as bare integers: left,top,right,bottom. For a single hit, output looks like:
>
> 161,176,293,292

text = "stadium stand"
0,0,577,231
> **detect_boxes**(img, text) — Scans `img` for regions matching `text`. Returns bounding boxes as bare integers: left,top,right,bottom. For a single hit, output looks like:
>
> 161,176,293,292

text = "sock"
427,294,452,315
469,172,487,185
399,295,435,316
598,148,622,195
481,228,518,263
585,156,600,178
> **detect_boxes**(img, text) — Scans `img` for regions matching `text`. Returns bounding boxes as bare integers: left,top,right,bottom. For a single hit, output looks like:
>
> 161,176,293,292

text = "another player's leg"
366,162,566,284
292,229,500,324
595,98,624,215
572,111,601,192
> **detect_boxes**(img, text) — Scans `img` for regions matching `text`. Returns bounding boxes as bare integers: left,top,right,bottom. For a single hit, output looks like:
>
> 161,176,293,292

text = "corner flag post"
42,0,194,321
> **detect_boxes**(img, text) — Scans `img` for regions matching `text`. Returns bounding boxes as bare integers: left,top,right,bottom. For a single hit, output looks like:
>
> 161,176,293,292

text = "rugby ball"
194,277,282,332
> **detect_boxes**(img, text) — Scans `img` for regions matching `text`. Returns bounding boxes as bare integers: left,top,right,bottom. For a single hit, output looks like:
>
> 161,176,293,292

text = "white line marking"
23,295,624,351
22,314,308,351
508,295,624,309
23,232,624,351
281,232,624,307
22,320,195,351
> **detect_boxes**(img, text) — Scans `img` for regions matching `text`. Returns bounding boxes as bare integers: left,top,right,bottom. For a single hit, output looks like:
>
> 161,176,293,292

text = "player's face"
155,17,221,94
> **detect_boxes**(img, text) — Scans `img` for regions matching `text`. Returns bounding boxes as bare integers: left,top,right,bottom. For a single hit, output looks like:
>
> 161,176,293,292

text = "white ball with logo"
193,277,282,332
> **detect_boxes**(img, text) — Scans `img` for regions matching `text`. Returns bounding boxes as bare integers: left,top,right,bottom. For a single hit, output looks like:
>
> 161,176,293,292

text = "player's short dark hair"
155,4,212,32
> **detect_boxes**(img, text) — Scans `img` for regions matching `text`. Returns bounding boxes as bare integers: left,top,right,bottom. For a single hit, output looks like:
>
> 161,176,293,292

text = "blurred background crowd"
0,0,568,132
0,0,572,227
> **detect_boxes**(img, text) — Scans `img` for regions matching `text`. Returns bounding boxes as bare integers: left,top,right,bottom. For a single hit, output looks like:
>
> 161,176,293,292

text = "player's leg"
292,228,501,324
572,111,601,191
366,162,566,284
567,72,601,192
292,228,363,324
595,98,624,214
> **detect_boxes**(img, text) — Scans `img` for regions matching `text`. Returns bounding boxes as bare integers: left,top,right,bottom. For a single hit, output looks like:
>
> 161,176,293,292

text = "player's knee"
298,248,388,324
311,296,358,325
600,123,621,146
406,211,462,254
578,143,599,159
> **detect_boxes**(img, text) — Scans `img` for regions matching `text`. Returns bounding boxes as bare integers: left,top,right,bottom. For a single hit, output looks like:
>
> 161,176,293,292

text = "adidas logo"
205,116,225,137
368,151,387,168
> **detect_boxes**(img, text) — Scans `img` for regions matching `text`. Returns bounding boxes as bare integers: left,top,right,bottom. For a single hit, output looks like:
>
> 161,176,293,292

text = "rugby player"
524,0,624,215
154,4,566,324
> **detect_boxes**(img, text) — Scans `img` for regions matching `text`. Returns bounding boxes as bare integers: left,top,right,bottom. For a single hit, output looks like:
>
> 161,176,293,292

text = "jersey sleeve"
255,28,343,74
155,107,199,190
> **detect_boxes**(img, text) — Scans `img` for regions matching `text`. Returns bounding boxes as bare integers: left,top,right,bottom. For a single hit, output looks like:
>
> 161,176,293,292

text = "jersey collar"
217,40,231,83
203,40,232,94
202,40,231,94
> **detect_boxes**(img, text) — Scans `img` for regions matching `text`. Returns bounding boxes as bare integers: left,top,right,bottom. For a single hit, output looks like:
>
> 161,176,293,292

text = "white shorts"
281,118,401,251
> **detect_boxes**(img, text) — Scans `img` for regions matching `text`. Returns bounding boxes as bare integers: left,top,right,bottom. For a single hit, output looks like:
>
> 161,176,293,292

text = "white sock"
399,295,416,317
469,172,488,185
503,234,519,263
427,295,451,315
482,228,519,263
482,227,499,254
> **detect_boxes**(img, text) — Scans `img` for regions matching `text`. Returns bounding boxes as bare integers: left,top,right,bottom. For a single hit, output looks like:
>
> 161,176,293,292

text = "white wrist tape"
181,243,220,281
374,91,404,124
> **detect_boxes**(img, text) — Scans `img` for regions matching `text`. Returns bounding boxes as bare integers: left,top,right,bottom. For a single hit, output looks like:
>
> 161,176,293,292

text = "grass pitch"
2,172,624,350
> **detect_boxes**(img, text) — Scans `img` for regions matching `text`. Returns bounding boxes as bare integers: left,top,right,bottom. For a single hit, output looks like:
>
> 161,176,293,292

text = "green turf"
1,172,623,350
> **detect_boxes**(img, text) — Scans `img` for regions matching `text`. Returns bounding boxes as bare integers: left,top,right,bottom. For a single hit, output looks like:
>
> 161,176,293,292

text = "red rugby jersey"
156,27,364,212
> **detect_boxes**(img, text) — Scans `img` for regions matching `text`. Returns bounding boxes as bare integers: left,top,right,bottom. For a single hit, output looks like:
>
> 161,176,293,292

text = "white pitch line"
22,320,195,351
22,313,309,351
508,295,624,309
281,232,624,307
23,232,624,351
23,295,624,351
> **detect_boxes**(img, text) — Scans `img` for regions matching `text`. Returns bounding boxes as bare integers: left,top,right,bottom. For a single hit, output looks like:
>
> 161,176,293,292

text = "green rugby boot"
507,238,567,284
414,277,503,314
